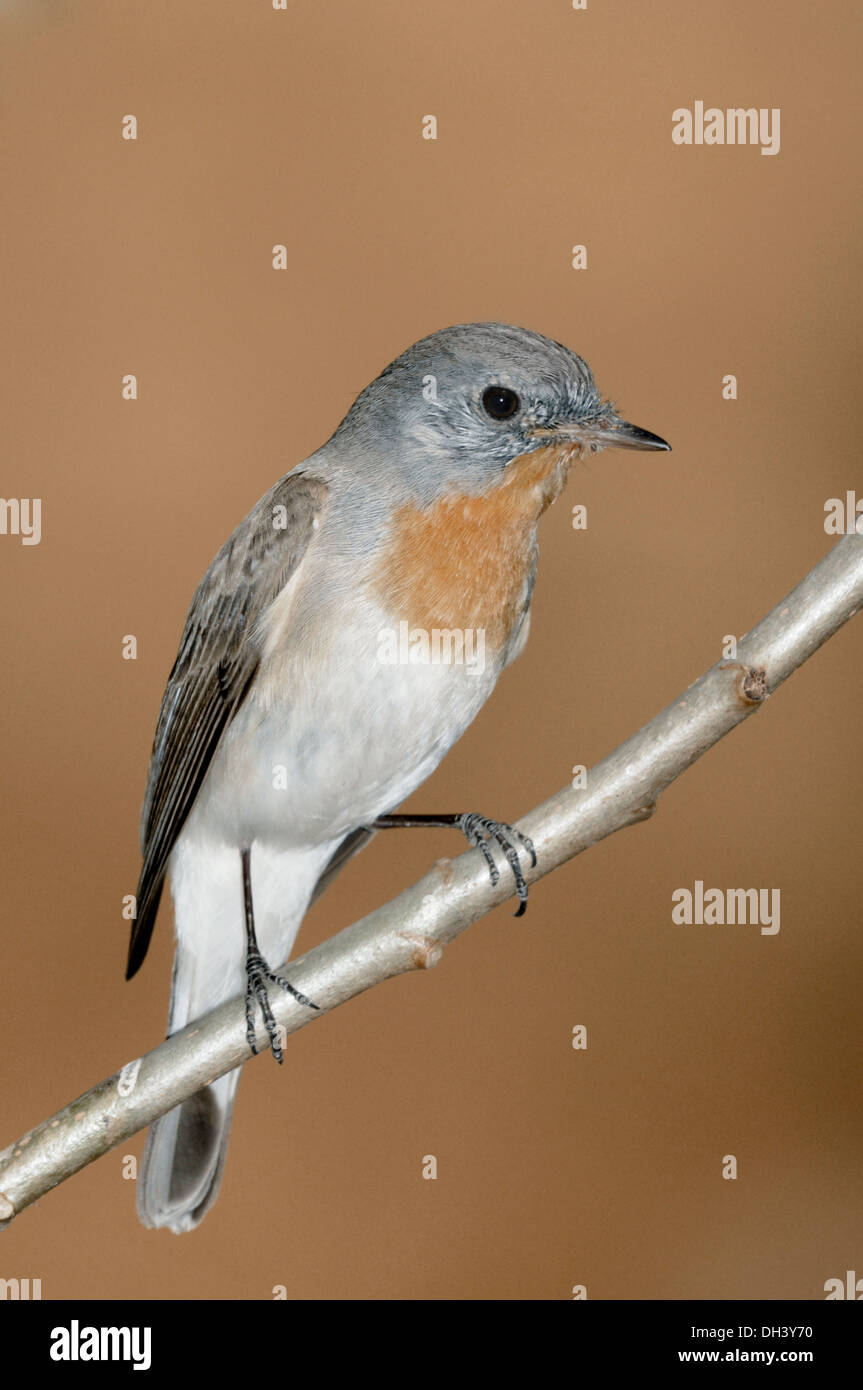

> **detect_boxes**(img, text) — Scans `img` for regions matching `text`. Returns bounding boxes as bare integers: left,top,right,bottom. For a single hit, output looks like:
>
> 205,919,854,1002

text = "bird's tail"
136,950,242,1234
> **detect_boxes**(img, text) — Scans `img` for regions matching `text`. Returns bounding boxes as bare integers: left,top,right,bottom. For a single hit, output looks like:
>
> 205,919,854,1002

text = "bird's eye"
481,385,521,420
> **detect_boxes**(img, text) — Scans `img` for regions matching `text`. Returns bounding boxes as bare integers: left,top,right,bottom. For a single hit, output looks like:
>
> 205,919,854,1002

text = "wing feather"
126,472,328,979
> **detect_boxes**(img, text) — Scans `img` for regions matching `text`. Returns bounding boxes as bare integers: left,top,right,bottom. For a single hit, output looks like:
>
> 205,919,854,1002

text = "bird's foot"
456,813,537,917
244,947,319,1062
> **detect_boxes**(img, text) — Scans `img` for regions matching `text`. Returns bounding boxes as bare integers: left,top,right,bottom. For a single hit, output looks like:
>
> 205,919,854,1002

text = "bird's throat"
372,442,572,645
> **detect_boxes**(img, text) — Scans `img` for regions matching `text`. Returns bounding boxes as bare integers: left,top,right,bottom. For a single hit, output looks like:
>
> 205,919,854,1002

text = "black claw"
244,948,319,1062
457,812,536,914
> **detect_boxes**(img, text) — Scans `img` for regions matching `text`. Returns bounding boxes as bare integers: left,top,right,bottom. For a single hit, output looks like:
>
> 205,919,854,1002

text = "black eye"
481,385,521,420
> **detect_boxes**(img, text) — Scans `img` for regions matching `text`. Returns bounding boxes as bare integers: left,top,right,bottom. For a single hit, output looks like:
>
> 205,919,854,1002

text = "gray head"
331,322,669,497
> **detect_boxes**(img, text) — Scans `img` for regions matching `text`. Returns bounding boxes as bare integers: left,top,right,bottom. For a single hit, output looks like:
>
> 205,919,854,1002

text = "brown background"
2,1,861,1300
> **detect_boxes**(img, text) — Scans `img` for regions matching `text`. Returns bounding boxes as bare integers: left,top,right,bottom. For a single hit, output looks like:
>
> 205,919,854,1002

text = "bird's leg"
369,813,537,917
241,847,319,1063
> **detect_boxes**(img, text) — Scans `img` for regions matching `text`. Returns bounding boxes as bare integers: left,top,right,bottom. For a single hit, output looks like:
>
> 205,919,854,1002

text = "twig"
1,531,861,1227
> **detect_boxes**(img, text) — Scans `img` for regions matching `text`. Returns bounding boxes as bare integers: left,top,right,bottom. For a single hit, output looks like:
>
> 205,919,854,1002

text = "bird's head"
335,321,669,503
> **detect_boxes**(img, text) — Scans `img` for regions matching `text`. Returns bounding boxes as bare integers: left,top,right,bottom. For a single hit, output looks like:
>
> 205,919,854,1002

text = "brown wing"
127,471,328,980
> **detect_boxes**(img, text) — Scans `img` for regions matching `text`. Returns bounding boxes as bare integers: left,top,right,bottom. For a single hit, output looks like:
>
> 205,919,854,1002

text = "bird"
127,321,670,1232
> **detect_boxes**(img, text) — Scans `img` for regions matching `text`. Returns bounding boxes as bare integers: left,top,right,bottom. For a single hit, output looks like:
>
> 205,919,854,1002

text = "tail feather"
137,1070,240,1233
137,921,244,1234
135,836,335,1232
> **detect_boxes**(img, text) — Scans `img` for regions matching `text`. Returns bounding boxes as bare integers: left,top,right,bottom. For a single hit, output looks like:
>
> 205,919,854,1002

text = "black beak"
594,421,671,452
531,418,671,453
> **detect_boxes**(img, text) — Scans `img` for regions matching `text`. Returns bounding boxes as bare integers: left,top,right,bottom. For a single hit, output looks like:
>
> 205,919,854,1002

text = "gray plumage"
129,322,668,1232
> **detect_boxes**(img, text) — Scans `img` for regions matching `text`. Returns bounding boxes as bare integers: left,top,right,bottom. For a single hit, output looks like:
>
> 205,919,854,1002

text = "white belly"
167,593,512,1016
186,596,507,852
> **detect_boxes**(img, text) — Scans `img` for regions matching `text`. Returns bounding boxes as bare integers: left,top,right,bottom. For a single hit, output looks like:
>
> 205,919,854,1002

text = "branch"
2,531,862,1228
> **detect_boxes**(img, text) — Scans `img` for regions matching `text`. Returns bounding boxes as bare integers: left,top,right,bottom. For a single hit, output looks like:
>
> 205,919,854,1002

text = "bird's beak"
531,417,671,454
591,420,671,452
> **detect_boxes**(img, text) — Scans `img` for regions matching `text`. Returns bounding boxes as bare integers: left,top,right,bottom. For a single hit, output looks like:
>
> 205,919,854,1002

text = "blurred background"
1,0,861,1299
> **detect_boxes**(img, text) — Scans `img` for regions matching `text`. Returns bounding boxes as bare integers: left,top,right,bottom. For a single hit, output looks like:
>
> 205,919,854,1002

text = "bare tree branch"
2,531,861,1228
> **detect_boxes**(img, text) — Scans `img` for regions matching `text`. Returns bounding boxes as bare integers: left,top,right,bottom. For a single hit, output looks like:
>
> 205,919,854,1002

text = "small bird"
127,321,669,1232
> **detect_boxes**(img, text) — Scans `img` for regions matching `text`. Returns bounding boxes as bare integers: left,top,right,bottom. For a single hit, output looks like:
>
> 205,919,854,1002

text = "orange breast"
373,441,574,649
